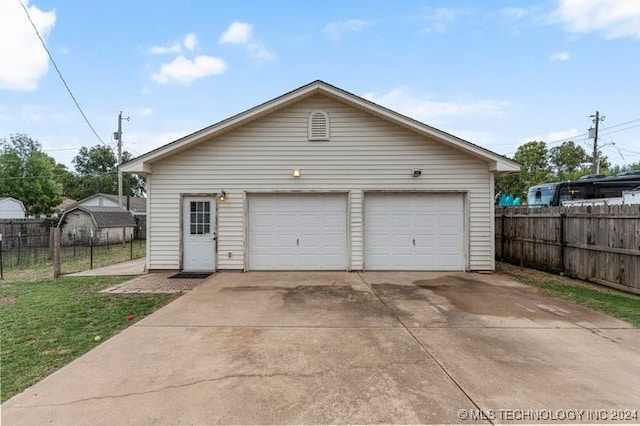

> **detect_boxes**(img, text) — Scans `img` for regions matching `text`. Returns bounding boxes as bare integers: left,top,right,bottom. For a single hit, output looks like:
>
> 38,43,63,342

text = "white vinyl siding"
146,94,493,271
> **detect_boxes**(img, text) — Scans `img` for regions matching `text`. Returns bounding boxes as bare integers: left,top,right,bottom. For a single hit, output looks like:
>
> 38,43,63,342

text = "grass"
0,275,179,402
497,262,640,327
1,240,146,282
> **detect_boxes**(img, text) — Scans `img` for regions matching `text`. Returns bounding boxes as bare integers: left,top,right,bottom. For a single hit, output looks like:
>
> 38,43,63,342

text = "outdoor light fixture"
218,190,227,202
412,169,422,177
292,169,301,178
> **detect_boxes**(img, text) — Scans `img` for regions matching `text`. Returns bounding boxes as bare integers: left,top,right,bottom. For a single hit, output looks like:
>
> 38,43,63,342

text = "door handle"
296,238,299,246
412,238,416,246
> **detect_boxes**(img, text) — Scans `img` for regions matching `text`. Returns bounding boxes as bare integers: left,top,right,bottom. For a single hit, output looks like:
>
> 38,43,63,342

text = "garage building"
120,81,519,272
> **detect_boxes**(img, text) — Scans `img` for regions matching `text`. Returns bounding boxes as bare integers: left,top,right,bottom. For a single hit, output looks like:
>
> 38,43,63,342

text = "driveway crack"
356,272,495,425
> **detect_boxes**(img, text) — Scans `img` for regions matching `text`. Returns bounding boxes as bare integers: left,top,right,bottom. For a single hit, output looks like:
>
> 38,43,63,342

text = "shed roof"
0,197,27,211
59,207,136,228
73,193,147,212
120,80,520,175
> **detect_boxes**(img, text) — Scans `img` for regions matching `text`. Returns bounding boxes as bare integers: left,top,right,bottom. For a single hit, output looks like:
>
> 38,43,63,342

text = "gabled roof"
120,80,519,175
58,206,137,228
73,193,147,212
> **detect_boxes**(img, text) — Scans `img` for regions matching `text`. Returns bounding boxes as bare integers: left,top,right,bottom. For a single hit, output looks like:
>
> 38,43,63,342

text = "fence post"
17,231,21,266
559,212,566,274
500,213,505,262
90,229,94,270
52,227,61,278
0,233,3,280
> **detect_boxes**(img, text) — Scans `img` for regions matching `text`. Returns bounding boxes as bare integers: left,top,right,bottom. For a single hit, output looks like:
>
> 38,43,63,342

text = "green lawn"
0,276,178,402
497,262,640,327
1,240,145,282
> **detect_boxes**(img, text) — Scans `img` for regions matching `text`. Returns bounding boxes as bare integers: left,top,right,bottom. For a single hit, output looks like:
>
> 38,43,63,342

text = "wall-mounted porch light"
292,169,301,178
218,190,227,202
411,169,422,178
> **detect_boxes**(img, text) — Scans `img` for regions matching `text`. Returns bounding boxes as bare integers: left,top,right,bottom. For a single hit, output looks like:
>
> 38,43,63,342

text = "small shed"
58,206,136,245
75,193,147,239
0,197,27,219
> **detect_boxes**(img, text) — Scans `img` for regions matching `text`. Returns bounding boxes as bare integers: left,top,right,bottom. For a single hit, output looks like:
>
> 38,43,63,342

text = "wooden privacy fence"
495,204,640,294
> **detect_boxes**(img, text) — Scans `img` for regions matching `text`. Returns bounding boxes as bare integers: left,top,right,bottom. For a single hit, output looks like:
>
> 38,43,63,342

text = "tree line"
0,133,145,215
496,140,640,200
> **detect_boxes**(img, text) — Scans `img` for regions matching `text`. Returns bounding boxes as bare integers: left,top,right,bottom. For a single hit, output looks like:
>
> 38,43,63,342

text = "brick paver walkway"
101,273,209,294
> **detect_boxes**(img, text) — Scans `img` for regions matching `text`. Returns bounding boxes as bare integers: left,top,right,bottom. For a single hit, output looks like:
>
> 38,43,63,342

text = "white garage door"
248,194,348,270
365,193,464,271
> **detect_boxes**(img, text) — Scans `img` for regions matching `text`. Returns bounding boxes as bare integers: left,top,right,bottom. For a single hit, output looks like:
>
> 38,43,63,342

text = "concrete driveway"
3,272,639,425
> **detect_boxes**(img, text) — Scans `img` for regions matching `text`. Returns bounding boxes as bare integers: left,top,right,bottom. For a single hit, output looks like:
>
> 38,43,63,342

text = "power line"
542,118,640,146
598,123,640,137
18,0,106,145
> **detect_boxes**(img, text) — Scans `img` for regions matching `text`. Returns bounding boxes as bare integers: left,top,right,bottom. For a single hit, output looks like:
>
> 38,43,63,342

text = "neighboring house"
0,197,26,219
56,198,78,212
121,80,519,272
75,193,146,214
75,193,147,239
57,206,136,244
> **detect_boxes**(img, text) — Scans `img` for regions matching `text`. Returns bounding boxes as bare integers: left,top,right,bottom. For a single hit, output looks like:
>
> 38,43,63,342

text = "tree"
0,134,63,215
609,161,640,175
496,141,553,199
549,141,588,179
71,145,145,200
585,151,611,174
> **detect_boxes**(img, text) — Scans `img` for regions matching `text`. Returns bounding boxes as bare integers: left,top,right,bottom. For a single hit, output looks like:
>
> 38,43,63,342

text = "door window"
189,201,211,234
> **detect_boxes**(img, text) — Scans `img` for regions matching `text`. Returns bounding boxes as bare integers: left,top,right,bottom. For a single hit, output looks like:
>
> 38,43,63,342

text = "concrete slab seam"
355,272,495,425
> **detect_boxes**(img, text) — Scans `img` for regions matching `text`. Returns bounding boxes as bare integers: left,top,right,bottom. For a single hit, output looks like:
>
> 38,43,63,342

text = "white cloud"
152,55,227,84
0,0,56,91
149,42,182,55
247,41,275,60
524,128,581,144
550,51,571,61
219,22,252,44
421,8,457,33
149,33,199,55
141,107,153,117
219,21,275,61
500,7,530,20
183,33,198,51
324,19,368,40
553,0,640,39
363,87,510,123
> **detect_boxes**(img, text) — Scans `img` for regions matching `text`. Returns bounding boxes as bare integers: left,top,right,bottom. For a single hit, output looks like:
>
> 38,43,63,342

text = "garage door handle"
296,238,299,246
412,238,415,246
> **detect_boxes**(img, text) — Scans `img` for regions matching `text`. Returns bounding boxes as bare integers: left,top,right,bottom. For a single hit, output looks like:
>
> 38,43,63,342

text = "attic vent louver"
308,110,330,141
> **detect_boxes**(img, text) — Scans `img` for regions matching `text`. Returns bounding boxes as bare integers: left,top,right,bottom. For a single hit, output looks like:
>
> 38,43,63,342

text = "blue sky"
1,0,639,169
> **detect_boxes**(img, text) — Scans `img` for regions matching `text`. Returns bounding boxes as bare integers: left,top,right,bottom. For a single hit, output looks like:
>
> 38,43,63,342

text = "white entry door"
365,193,464,271
248,193,347,270
183,197,216,271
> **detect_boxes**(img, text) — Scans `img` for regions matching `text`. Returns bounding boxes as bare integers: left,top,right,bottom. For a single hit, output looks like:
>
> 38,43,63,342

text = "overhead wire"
18,0,107,145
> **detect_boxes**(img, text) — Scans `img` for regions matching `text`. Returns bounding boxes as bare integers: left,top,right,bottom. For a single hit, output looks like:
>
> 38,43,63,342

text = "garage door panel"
365,193,464,271
248,194,347,270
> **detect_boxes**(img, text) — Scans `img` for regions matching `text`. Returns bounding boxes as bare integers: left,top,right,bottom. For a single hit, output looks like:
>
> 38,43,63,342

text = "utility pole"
114,111,129,209
589,111,605,174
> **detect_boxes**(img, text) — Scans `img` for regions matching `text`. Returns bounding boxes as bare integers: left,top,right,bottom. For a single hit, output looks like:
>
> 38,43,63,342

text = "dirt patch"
0,295,16,306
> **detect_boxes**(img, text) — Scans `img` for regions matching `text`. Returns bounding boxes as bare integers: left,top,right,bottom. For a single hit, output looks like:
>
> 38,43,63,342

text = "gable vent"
308,111,330,140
